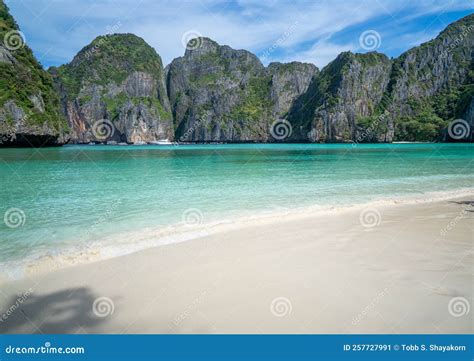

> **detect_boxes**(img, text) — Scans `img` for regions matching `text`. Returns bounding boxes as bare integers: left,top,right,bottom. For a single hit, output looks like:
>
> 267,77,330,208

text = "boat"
150,139,173,145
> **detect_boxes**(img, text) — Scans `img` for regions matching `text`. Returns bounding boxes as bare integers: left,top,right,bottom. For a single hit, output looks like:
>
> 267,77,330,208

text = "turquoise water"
0,143,473,267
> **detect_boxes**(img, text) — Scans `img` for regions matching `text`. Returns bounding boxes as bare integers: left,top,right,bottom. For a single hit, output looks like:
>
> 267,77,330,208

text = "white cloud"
5,0,472,68
285,39,356,68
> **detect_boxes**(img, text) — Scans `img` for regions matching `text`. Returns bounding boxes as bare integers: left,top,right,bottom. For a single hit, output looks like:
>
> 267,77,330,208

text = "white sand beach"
0,195,472,334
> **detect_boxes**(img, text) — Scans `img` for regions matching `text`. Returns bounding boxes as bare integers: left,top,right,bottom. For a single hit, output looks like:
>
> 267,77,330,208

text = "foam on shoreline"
1,187,473,283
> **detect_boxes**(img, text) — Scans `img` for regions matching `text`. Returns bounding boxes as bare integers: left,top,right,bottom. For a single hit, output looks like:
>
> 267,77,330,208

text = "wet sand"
0,195,472,334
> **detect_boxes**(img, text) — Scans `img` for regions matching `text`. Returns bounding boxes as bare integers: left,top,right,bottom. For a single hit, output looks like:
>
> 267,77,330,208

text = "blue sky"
5,0,473,69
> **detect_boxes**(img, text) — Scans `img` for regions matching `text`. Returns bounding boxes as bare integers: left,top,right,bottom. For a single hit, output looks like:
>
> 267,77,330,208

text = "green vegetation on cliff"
52,33,173,143
0,0,66,133
383,14,473,141
229,75,273,123
168,38,277,141
1,4,472,144
54,33,167,100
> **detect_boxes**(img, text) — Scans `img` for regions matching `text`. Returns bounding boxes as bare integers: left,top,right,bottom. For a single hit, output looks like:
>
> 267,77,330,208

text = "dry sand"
0,195,472,334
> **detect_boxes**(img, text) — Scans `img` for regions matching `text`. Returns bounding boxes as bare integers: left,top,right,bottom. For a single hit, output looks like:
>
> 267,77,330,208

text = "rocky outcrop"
0,1,67,147
267,62,318,119
387,17,472,111
51,34,173,144
286,14,473,143
167,38,317,142
288,52,392,142
2,5,472,146
384,14,473,142
167,38,269,142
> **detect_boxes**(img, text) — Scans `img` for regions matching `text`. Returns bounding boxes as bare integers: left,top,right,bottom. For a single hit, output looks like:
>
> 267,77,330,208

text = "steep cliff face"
167,38,270,142
384,14,473,142
287,14,473,143
266,62,318,140
267,62,318,119
288,52,392,142
2,8,472,146
0,1,67,147
167,38,317,142
51,34,173,144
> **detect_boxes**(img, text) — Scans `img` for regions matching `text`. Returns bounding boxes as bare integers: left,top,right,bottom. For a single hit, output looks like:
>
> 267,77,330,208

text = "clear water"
0,143,473,266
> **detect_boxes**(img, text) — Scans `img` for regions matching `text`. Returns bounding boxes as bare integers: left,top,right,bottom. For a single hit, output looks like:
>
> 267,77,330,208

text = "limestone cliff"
3,7,471,146
0,1,67,147
167,38,317,142
51,34,173,144
288,52,392,142
287,14,473,143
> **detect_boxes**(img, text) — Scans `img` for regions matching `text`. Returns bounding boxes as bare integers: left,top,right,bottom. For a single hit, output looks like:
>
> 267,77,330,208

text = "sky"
5,0,473,69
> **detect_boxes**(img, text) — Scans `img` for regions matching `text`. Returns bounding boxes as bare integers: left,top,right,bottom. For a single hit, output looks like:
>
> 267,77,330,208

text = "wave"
1,187,473,283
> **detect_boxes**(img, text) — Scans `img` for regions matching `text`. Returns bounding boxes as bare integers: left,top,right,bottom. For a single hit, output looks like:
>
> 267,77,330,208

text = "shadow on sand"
0,287,113,334
449,200,474,212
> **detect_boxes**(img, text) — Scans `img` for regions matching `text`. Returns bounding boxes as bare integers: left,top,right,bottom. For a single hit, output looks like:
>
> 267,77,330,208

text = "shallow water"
0,143,473,267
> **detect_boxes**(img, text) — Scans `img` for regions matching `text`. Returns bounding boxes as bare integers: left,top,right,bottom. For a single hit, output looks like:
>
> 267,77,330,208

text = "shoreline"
0,192,472,333
68,141,472,146
3,141,470,151
1,187,473,283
